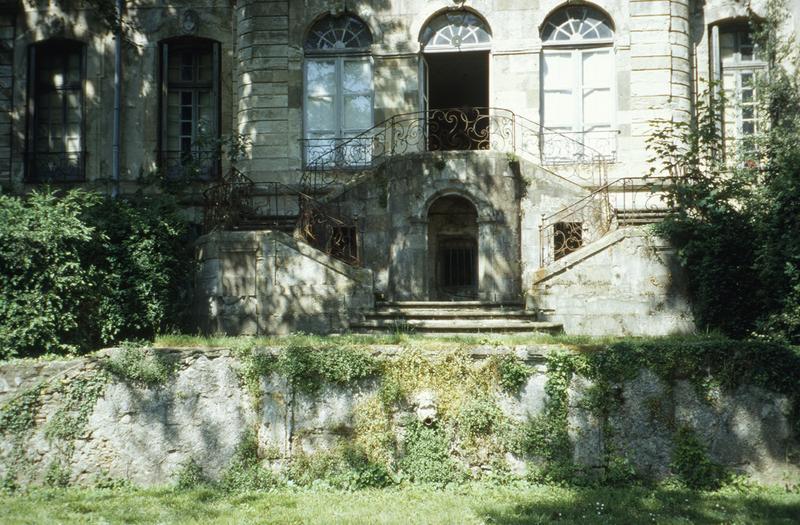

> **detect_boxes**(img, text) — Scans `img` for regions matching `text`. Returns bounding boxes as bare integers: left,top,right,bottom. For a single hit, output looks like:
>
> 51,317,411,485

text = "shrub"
0,190,100,358
104,342,176,386
399,419,465,485
647,1,800,343
83,194,195,343
671,427,728,490
0,189,195,359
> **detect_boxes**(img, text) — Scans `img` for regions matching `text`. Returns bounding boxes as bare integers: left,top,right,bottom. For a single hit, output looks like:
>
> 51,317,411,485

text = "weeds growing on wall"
3,337,798,491
271,339,797,490
399,418,466,485
102,342,176,387
0,363,112,490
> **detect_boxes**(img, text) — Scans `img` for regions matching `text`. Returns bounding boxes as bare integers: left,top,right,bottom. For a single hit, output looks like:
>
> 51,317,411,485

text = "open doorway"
426,51,489,111
427,195,479,300
424,51,489,151
419,10,492,151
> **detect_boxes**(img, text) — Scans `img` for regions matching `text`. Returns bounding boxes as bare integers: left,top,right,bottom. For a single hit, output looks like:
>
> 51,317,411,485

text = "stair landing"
351,301,563,335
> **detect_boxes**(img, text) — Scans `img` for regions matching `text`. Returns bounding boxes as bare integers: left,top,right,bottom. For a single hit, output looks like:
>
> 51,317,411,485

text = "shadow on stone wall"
1,345,797,487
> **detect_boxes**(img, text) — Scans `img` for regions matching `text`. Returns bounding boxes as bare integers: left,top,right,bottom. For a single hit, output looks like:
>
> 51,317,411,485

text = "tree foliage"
0,189,195,359
648,0,800,342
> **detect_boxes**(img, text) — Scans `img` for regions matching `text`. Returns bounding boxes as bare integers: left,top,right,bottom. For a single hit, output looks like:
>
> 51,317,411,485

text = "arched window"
420,11,491,52
541,6,614,159
303,14,373,165
159,37,221,179
27,39,85,182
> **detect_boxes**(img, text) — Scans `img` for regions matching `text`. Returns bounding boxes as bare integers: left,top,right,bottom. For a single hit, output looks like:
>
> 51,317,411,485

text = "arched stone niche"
384,157,521,303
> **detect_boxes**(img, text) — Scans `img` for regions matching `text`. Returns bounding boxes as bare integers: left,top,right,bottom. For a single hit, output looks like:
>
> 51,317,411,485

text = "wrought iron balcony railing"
301,107,618,190
25,151,85,183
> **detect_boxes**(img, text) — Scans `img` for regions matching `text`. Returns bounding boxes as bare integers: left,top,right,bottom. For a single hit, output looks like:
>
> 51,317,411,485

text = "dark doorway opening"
439,238,477,288
427,195,479,300
425,51,489,151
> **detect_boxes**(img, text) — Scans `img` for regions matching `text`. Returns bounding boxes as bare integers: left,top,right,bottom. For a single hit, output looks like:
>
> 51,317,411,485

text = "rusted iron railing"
203,169,361,266
538,176,675,267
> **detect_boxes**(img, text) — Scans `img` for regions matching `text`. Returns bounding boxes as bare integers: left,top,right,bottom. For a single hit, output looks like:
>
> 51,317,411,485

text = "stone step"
351,318,563,334
367,308,538,319
616,209,669,226
376,301,523,309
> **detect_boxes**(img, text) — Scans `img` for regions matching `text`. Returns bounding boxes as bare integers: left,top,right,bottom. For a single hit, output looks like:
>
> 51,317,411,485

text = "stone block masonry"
0,344,797,488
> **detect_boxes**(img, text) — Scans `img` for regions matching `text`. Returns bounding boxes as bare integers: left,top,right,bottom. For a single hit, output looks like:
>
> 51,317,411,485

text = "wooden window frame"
158,37,221,180
25,39,86,183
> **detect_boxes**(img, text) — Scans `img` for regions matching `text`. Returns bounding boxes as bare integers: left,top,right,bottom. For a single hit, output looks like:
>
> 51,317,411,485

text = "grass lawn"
1,483,799,524
152,332,728,350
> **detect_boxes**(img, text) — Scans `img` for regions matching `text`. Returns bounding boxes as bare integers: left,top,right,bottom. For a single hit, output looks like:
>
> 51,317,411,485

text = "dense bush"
0,189,195,359
648,1,800,343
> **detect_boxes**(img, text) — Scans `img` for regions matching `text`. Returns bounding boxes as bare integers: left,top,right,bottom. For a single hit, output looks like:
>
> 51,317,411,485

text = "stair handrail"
538,176,675,267
203,170,362,266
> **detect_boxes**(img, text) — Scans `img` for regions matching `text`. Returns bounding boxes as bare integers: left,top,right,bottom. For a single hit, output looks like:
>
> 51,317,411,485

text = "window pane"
582,50,611,88
543,91,574,127
66,53,81,84
343,60,371,93
307,96,335,131
720,31,736,64
543,52,573,90
343,94,371,129
306,60,335,96
583,88,611,126
197,91,213,135
197,52,212,82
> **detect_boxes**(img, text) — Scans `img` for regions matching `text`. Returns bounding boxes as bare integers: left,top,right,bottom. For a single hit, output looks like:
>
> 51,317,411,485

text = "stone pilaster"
235,0,291,183
628,0,692,165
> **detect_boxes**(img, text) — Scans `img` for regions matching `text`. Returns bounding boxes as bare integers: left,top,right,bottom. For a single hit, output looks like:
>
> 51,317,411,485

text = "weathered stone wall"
532,228,695,335
335,150,586,302
0,346,796,487
7,1,235,200
195,230,374,335
2,0,796,190
0,11,13,188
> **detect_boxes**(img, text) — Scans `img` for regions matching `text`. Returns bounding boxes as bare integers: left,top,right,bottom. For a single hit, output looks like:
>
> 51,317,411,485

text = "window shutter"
212,41,220,137
160,42,169,165
26,44,36,179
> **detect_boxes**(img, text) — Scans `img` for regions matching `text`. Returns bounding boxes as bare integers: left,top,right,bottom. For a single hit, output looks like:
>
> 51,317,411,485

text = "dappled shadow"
194,230,373,336
327,150,526,303
478,486,800,524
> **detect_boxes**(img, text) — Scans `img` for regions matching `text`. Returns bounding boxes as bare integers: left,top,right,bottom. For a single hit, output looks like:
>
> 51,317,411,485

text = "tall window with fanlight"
26,39,85,182
303,14,373,167
540,6,615,162
159,37,220,179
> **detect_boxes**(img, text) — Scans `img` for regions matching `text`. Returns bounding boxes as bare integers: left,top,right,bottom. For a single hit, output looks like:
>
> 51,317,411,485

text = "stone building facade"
2,0,797,335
